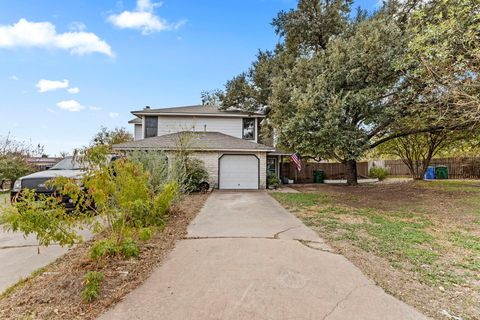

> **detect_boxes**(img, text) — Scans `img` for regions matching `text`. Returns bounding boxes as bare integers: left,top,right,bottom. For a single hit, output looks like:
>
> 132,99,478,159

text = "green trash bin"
313,170,325,183
435,166,448,179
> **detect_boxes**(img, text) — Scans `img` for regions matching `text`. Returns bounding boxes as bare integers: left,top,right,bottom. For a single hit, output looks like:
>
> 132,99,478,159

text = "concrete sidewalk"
0,227,92,293
0,230,68,292
99,191,427,320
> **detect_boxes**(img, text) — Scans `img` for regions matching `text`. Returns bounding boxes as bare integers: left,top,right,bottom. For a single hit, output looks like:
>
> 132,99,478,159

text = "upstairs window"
144,116,158,138
242,118,255,140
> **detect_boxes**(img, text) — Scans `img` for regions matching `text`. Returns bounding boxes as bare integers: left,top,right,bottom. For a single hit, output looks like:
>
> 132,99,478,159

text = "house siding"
131,116,261,143
166,150,267,189
134,124,142,141
157,116,243,139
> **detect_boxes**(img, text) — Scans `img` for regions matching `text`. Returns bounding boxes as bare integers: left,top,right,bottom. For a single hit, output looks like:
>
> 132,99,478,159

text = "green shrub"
82,156,152,244
1,189,84,247
90,236,141,260
154,182,179,217
369,167,389,181
171,156,209,193
267,174,280,188
139,227,152,242
128,151,169,193
82,271,104,303
129,199,155,228
89,239,118,260
184,158,209,192
120,237,139,258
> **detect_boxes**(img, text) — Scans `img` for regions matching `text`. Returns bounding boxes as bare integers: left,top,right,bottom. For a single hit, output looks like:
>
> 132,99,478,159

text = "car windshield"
49,157,86,170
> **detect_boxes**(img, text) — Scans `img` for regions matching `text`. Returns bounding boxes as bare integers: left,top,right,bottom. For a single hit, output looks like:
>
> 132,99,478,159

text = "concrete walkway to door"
99,191,428,320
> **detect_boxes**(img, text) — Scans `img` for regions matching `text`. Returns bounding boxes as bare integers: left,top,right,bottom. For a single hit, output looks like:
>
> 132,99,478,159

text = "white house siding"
157,116,247,141
166,151,267,189
134,124,142,141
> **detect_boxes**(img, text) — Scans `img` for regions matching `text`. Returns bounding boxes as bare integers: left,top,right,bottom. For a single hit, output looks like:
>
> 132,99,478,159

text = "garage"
219,154,259,189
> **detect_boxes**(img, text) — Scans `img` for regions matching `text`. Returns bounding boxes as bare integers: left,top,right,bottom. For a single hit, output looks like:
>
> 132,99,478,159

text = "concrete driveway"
99,191,427,320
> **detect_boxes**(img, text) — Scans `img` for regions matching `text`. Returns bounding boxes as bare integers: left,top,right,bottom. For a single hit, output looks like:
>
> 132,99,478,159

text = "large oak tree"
210,0,480,185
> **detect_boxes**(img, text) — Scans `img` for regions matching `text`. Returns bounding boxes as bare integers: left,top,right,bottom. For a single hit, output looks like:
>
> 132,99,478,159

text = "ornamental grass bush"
369,167,389,181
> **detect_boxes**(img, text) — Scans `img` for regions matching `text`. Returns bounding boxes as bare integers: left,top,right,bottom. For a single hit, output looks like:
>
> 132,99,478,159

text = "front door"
267,157,277,177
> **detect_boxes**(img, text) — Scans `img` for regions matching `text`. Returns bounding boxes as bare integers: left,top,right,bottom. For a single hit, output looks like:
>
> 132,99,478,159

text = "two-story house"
113,105,287,189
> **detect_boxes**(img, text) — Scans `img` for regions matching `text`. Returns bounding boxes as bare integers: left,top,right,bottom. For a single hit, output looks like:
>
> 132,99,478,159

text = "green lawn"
272,180,480,320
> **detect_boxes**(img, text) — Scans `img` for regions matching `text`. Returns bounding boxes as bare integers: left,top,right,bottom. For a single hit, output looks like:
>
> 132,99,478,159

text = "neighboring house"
27,157,63,171
114,105,288,189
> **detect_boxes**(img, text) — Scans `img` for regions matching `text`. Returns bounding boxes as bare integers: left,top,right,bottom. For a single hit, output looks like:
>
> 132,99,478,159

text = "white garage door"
219,155,259,189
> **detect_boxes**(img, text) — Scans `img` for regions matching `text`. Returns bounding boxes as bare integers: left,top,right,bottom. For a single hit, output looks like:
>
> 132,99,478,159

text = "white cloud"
9,75,19,80
67,87,80,94
0,19,113,57
36,79,69,92
108,0,185,35
109,112,119,118
137,0,161,12
69,21,86,32
36,79,81,94
57,100,85,112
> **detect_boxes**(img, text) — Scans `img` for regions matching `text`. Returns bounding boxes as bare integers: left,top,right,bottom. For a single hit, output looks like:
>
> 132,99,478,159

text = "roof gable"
128,117,142,124
131,105,265,118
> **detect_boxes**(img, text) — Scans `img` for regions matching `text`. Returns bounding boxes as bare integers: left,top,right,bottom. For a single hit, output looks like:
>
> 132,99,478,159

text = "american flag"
291,152,302,172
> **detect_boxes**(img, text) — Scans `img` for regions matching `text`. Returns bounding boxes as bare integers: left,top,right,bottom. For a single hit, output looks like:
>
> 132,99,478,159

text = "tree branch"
368,122,475,150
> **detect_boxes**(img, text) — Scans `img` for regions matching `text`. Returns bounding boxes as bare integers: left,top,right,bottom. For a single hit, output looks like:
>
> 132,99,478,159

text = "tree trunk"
345,159,358,186
412,159,424,180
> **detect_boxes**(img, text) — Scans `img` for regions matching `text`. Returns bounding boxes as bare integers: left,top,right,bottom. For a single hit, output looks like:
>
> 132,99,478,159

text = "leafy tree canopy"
91,126,133,147
0,134,44,188
208,0,480,184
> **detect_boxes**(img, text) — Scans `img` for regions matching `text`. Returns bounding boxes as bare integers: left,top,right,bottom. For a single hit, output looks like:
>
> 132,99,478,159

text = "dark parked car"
11,156,87,208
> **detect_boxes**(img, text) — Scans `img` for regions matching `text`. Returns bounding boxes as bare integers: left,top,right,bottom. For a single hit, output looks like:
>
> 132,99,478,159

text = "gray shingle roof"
128,117,142,124
131,105,265,117
113,132,276,152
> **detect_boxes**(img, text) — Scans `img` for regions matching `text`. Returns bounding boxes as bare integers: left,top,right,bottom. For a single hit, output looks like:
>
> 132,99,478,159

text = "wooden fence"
280,157,480,182
281,161,369,183
385,157,480,179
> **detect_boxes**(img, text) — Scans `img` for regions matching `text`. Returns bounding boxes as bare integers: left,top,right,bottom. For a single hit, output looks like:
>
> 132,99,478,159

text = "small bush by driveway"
272,180,480,320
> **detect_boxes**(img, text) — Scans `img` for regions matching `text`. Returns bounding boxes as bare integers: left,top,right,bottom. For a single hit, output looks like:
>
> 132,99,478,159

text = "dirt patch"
0,193,209,320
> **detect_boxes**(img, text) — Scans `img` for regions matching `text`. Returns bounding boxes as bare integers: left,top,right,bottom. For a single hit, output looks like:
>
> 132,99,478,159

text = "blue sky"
0,0,377,155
